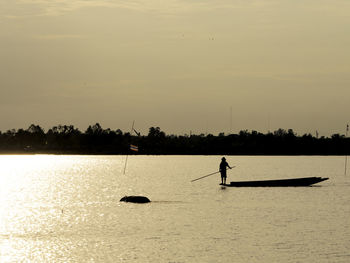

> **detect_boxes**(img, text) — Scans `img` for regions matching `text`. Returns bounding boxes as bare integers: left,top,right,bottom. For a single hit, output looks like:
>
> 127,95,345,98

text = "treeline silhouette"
0,123,349,155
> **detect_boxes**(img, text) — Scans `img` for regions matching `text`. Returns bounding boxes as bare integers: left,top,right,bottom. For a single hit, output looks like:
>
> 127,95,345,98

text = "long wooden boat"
223,177,328,187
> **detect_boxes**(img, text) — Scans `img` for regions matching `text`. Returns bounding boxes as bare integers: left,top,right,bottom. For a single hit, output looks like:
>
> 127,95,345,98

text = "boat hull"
224,177,328,187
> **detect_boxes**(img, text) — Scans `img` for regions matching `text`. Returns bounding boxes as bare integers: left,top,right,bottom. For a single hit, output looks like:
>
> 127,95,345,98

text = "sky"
0,0,349,136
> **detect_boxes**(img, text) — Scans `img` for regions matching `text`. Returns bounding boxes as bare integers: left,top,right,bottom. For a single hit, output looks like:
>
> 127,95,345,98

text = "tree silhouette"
0,125,349,155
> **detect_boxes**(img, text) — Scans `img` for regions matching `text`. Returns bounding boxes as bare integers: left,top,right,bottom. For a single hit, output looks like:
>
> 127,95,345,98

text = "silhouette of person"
219,157,232,185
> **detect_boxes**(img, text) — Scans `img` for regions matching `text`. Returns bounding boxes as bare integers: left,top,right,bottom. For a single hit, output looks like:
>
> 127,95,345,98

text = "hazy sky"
1,0,349,136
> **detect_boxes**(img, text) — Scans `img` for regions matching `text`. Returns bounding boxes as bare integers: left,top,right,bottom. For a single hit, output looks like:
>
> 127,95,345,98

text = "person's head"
221,157,226,161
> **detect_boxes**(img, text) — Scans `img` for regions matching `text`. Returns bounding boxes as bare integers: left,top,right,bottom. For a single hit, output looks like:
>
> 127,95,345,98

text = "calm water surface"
0,155,349,262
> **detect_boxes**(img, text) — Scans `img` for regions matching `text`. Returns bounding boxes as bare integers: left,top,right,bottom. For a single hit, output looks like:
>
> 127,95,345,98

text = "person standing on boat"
219,157,232,185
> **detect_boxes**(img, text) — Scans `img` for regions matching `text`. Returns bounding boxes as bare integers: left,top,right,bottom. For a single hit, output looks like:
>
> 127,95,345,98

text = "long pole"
191,166,236,182
230,106,232,134
123,120,135,175
345,124,349,176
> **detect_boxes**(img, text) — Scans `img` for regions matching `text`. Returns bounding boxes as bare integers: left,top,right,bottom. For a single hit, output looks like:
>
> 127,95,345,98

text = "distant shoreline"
1,124,349,155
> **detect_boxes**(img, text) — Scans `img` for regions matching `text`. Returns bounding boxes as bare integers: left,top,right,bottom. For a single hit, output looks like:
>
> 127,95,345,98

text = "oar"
191,166,236,182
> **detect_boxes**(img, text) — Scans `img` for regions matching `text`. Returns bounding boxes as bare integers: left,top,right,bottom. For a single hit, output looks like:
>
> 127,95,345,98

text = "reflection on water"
0,155,349,262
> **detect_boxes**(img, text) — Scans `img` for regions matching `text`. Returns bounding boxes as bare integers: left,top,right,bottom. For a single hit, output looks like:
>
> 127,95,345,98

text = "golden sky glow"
1,0,349,136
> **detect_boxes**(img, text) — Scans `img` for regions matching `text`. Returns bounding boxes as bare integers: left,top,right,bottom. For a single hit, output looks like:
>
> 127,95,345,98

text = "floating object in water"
120,195,151,203
221,177,329,187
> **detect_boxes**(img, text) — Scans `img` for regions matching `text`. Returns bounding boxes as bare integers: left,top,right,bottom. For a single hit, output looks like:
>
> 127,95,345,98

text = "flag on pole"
130,144,139,152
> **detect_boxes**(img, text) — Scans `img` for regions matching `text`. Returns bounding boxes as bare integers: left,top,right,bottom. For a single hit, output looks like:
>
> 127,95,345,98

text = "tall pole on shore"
345,124,349,176
123,120,135,175
230,106,232,134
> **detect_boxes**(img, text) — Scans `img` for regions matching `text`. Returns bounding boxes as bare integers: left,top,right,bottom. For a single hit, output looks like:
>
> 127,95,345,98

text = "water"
0,155,349,262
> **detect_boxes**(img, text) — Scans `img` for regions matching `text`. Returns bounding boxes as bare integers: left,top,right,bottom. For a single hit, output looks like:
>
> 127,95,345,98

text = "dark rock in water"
120,196,151,203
